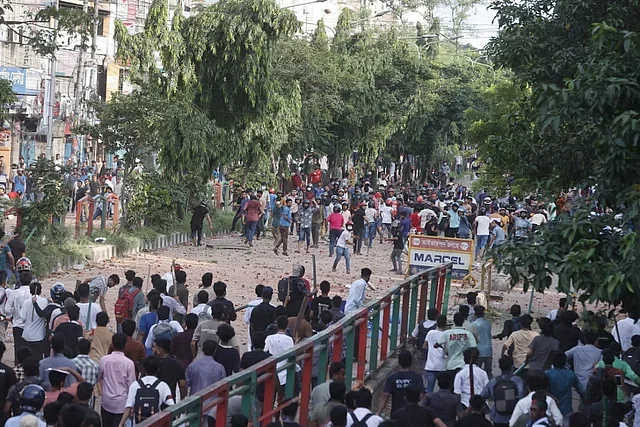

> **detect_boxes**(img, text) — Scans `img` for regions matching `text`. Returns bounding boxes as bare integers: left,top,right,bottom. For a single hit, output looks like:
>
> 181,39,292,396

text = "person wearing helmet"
386,220,405,274
327,205,345,257
457,207,472,239
5,384,45,427
514,209,532,240
445,203,460,238
332,223,353,274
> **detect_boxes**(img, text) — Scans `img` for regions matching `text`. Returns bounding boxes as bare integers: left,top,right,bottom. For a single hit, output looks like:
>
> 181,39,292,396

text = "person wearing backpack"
119,356,174,427
277,265,313,318
114,275,144,330
345,388,383,427
480,356,525,427
144,306,183,353
622,334,640,376
410,308,438,358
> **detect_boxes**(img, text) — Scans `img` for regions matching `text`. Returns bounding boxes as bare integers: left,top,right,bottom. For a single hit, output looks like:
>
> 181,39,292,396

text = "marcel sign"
408,235,473,279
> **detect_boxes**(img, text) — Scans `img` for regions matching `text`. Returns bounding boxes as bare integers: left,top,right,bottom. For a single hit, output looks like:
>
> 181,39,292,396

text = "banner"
407,234,473,279
0,67,41,95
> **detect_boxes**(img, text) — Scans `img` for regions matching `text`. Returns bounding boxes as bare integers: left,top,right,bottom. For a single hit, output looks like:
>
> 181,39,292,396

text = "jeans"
423,370,443,394
333,246,350,272
475,235,489,256
299,227,311,246
477,357,493,379
191,223,203,245
382,223,392,238
353,229,364,254
246,220,258,243
231,211,242,232
365,223,377,247
391,248,403,272
329,229,342,256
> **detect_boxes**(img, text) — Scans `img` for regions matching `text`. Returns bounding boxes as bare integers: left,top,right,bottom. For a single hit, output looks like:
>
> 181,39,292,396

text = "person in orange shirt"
43,368,84,406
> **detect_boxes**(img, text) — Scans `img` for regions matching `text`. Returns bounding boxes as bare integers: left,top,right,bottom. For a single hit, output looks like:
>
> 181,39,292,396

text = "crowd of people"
227,168,557,274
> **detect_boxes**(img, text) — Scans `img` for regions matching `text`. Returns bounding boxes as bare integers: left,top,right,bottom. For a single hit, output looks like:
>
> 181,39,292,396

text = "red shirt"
310,169,322,184
327,213,344,230
244,200,263,222
291,174,302,190
410,212,421,231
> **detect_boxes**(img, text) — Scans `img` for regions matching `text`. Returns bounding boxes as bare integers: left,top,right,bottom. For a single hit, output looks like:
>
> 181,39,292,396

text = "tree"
485,0,640,309
311,19,329,51
0,79,16,121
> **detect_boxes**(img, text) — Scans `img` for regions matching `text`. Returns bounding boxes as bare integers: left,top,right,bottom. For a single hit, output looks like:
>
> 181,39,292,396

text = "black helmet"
333,205,341,213
20,384,45,413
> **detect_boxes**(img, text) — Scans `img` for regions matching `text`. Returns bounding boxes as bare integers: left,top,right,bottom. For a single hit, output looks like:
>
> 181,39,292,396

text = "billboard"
407,234,474,280
0,67,42,95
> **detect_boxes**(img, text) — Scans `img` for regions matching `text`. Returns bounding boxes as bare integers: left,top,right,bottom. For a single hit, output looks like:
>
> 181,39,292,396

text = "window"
97,16,105,36
118,68,129,92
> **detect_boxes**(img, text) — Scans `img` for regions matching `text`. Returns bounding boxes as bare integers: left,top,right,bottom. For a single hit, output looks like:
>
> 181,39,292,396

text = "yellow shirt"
504,329,539,367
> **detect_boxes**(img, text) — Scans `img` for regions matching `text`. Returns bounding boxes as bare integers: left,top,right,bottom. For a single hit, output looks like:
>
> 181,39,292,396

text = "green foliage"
311,19,329,51
18,160,70,238
486,0,640,308
123,172,178,232
0,79,16,120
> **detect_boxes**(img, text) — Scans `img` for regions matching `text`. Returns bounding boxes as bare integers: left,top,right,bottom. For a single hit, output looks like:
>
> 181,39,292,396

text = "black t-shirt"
191,205,209,226
8,239,25,263
352,209,366,230
552,323,585,352
214,346,240,376
158,356,185,395
241,350,270,401
454,413,493,427
383,370,424,415
392,228,404,250
250,302,277,333
310,296,332,321
208,297,237,322
54,322,84,358
0,362,17,403
391,404,436,427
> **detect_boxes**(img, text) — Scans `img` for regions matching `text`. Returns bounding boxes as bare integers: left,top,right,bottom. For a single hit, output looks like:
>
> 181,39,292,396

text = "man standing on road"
250,287,277,336
344,268,374,314
191,201,213,246
297,199,317,254
243,195,263,247
378,350,424,416
274,198,292,256
98,333,136,427
435,312,477,376
186,340,226,394
473,207,491,258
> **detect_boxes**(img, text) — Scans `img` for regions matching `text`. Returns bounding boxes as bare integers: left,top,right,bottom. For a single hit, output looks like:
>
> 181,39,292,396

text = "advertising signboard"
407,234,473,280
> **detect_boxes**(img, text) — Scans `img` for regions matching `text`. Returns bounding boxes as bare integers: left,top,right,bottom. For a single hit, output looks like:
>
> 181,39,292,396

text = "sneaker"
273,248,278,255
346,270,350,274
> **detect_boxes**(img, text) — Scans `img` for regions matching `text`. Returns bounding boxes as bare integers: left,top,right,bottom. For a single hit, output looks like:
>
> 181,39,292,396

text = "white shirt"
419,209,436,228
77,302,102,330
336,230,351,248
411,319,436,338
125,375,175,412
5,413,47,427
144,320,184,350
160,294,187,319
20,296,48,342
49,307,63,331
508,392,563,427
454,364,489,407
364,208,377,223
341,210,351,226
243,298,263,325
380,206,393,224
265,332,295,385
345,407,384,427
190,304,210,316
6,286,31,328
0,287,11,317
345,278,368,313
546,309,559,322
615,318,640,351
531,213,547,226
424,329,446,372
475,215,491,236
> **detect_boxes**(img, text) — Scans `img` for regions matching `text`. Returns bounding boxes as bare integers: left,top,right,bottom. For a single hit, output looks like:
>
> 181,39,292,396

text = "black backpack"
277,277,291,303
493,376,519,415
350,412,374,427
415,321,437,357
134,379,162,423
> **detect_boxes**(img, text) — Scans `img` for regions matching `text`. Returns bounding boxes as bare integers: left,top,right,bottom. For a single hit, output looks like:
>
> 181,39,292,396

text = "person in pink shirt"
98,333,136,427
327,205,345,257
243,195,264,247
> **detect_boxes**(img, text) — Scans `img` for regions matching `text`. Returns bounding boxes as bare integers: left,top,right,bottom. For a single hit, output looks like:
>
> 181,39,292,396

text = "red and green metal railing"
138,262,453,427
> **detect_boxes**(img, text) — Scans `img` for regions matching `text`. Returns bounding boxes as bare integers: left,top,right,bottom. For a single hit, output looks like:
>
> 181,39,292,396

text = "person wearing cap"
489,218,506,248
43,367,84,406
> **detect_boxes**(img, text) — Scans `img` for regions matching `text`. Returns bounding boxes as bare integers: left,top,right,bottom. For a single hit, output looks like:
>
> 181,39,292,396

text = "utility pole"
45,0,60,159
73,0,90,127
85,0,100,162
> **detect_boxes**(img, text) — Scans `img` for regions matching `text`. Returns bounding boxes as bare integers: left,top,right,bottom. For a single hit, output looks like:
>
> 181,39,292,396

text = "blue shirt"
492,226,506,247
458,216,471,237
139,312,158,355
13,175,25,193
472,317,492,358
269,194,277,210
401,218,411,238
481,373,525,425
544,368,584,415
448,209,460,228
39,354,78,388
280,206,292,227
